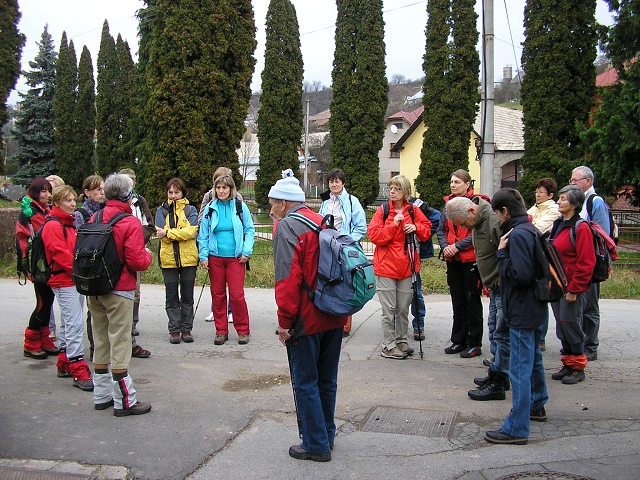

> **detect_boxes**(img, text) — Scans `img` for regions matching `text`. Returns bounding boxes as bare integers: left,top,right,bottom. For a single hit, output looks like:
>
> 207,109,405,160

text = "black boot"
474,368,510,391
468,372,507,401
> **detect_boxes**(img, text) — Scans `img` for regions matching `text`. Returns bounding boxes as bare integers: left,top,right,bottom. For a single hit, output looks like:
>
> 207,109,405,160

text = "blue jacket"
198,198,255,259
581,186,610,233
495,216,547,330
318,187,367,242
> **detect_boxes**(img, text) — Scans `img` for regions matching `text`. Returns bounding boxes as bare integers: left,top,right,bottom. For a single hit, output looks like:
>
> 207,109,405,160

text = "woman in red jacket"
549,185,596,385
15,178,60,359
436,169,487,358
42,185,93,391
368,175,432,359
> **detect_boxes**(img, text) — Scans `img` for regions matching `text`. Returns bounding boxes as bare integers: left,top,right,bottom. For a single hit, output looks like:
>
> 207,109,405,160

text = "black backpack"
73,210,130,296
29,216,67,284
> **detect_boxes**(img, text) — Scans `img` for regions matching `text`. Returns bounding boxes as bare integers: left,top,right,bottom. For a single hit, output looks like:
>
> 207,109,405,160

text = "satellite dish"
390,125,398,134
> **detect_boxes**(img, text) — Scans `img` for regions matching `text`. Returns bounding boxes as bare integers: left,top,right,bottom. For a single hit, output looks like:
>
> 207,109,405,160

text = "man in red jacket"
270,170,346,462
87,174,153,417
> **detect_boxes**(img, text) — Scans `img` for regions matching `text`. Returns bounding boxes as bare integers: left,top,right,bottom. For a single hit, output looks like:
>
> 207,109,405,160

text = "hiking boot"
114,401,152,417
23,348,48,360
95,399,114,411
551,365,572,380
483,357,493,367
585,350,597,361
474,369,510,391
214,334,228,345
73,378,94,391
380,346,408,359
460,346,482,358
485,429,528,445
530,407,548,422
562,369,585,385
169,333,181,344
468,372,507,401
444,343,465,354
132,345,151,358
288,444,331,462
397,342,414,356
413,329,425,341
39,327,60,355
182,332,194,343
238,334,250,345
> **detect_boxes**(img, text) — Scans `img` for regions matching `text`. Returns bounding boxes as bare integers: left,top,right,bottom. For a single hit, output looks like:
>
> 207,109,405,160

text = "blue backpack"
289,213,376,316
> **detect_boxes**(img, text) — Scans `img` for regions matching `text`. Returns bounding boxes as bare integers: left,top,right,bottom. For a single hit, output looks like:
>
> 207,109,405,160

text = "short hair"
327,168,346,184
389,175,412,201
166,177,188,197
214,175,237,200
118,168,136,180
27,177,53,201
534,177,558,197
212,167,233,186
446,196,474,222
573,165,594,183
451,169,472,185
558,184,585,211
104,173,133,201
52,185,77,205
46,175,65,188
491,188,527,217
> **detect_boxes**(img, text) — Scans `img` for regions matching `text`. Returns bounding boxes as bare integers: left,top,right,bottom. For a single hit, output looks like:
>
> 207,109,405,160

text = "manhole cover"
496,473,596,480
361,407,456,437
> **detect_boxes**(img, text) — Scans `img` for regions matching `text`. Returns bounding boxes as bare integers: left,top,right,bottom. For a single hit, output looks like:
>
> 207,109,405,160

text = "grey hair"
572,165,594,182
446,196,474,222
558,184,585,211
104,173,133,201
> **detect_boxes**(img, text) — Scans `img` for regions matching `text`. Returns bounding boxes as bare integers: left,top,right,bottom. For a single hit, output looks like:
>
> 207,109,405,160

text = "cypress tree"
54,33,78,185
329,0,388,206
519,0,597,204
0,0,26,174
11,25,57,185
114,35,134,170
141,0,257,207
414,0,480,209
73,46,96,189
254,0,303,205
96,20,119,176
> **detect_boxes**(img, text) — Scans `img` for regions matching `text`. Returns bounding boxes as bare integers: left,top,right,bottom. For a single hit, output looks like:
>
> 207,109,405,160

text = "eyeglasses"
570,177,588,185
535,190,548,195
388,186,403,192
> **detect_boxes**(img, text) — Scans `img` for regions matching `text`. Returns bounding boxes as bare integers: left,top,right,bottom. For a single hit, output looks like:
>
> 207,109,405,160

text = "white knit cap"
268,169,305,202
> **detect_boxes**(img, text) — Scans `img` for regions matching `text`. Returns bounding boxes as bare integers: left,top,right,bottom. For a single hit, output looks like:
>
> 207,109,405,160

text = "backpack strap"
287,212,323,300
569,219,586,250
75,207,91,223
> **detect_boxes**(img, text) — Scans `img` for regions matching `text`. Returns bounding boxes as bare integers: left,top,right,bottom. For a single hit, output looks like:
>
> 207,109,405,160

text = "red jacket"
97,200,152,292
15,197,50,269
42,206,77,288
273,205,346,337
368,200,432,279
551,217,596,294
439,189,486,263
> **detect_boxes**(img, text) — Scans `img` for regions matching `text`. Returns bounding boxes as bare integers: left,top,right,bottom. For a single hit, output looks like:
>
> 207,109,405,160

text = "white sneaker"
228,313,233,323
204,312,214,322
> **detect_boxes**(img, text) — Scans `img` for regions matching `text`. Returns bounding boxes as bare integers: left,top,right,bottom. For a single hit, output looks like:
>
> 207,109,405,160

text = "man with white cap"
270,169,347,462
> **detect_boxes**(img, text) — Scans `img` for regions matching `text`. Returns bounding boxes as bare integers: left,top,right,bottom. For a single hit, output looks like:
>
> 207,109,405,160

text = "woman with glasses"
437,169,489,358
368,175,432,359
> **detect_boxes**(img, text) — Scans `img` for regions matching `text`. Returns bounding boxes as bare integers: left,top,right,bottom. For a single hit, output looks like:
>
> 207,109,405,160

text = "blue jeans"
487,290,498,355
287,328,342,455
502,324,548,439
411,273,425,331
490,290,510,375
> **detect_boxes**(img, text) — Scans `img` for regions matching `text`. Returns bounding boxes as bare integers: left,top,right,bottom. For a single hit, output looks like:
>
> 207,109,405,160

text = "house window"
389,143,400,158
393,123,403,130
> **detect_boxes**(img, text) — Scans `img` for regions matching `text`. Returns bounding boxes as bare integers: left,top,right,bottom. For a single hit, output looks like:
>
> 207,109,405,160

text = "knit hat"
268,169,305,202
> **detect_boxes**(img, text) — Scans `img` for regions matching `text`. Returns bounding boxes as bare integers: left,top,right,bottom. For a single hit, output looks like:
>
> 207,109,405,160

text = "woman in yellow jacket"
155,178,199,344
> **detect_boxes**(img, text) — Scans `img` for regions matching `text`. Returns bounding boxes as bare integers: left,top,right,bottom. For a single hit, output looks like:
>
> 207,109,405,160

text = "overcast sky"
9,0,614,105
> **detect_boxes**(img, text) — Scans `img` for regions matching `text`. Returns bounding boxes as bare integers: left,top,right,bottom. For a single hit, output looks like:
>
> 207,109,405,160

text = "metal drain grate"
361,407,456,438
496,473,596,480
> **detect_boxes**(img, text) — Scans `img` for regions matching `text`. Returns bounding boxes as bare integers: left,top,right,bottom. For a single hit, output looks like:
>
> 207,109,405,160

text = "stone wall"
0,208,20,259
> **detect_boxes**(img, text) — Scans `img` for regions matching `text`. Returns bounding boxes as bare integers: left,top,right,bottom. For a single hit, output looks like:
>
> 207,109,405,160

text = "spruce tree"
414,0,480,208
73,46,96,189
54,33,78,185
254,0,303,205
11,25,57,185
0,0,26,174
330,0,387,206
519,0,597,203
141,0,257,207
96,20,119,176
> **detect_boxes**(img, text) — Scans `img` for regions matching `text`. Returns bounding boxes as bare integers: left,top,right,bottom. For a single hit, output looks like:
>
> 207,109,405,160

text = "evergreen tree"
54,33,77,185
114,35,134,170
73,46,96,190
519,0,597,204
0,0,26,174
254,0,303,205
11,25,57,185
329,0,387,206
96,20,119,176
414,0,480,209
579,0,640,201
141,0,257,207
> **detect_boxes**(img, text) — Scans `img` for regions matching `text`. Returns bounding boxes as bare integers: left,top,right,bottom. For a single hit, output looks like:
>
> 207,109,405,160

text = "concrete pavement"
1,278,639,479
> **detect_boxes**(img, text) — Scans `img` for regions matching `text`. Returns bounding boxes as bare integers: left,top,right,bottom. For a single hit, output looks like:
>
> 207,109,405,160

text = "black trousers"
447,260,483,347
28,281,54,330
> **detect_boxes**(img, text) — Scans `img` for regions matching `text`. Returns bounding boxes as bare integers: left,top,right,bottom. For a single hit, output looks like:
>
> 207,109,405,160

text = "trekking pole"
193,269,209,318
406,232,423,359
285,336,303,439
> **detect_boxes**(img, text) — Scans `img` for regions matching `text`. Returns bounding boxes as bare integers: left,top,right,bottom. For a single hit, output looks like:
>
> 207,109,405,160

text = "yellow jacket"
155,198,199,268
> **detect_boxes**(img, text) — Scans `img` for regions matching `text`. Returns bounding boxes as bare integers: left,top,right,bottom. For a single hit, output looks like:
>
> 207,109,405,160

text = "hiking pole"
193,269,209,318
406,231,423,359
285,336,303,439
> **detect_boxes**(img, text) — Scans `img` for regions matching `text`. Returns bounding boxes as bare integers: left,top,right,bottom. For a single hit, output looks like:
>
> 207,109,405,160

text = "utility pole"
303,96,310,190
480,0,495,197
